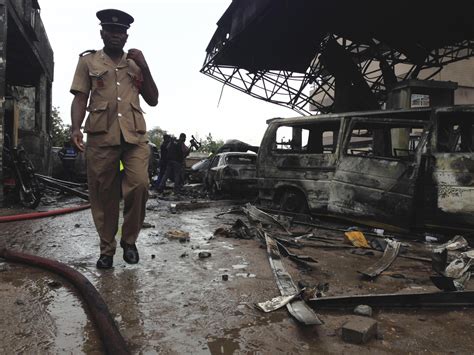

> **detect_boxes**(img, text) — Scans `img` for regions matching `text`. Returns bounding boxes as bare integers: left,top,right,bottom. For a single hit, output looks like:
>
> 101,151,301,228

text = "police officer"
70,9,159,269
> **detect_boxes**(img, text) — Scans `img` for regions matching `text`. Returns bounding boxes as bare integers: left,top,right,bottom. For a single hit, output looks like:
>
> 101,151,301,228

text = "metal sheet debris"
310,290,474,309
359,239,401,279
264,234,322,325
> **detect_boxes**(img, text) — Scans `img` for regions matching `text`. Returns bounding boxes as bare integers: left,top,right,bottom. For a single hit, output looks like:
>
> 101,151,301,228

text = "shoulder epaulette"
79,50,97,57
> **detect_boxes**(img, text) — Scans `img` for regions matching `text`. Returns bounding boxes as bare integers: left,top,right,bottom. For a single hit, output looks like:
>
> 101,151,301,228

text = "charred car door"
328,118,428,230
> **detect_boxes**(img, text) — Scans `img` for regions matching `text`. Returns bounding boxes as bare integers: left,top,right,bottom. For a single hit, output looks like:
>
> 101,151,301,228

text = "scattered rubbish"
142,222,155,229
74,223,81,228
342,316,378,344
170,203,177,214
425,235,439,243
431,248,448,275
431,248,472,291
461,250,474,259
344,230,370,248
214,219,254,240
354,305,373,317
277,241,318,265
222,274,229,281
242,203,291,234
198,251,211,259
359,239,401,279
165,230,190,242
298,281,329,301
214,206,245,218
445,257,471,280
373,229,384,236
180,252,188,258
151,254,156,259
370,238,388,252
434,235,469,252
255,293,301,313
274,236,303,249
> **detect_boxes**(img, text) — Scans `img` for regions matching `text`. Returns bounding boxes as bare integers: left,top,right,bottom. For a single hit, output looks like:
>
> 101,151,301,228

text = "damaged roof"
206,0,473,72
202,0,474,114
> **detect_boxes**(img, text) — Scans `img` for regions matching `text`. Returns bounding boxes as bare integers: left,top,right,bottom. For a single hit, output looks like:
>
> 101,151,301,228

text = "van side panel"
258,155,336,211
328,156,417,228
431,153,474,227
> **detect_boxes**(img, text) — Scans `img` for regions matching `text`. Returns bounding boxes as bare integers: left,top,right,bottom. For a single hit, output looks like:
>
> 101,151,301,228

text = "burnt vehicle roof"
217,152,257,157
266,105,474,125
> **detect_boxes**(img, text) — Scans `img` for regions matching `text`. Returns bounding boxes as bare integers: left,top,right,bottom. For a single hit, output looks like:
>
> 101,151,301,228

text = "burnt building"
0,0,53,203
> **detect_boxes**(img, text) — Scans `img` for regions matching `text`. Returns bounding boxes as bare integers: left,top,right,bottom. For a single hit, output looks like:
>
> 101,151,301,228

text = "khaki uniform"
71,49,150,256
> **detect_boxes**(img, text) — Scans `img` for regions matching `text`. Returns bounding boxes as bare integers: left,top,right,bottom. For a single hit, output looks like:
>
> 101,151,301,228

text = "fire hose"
0,248,129,355
0,204,91,223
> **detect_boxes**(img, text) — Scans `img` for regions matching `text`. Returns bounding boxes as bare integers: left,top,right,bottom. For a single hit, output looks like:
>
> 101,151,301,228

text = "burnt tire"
280,189,308,214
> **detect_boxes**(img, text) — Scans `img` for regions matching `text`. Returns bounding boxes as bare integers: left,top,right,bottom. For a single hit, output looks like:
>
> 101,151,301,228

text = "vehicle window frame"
271,119,342,155
342,117,428,162
435,111,474,153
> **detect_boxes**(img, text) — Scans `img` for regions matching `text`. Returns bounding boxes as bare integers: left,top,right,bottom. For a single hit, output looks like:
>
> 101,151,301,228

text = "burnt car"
204,152,258,198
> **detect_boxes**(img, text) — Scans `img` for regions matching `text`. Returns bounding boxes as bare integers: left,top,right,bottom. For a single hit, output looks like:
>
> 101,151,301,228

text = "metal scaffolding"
201,36,474,115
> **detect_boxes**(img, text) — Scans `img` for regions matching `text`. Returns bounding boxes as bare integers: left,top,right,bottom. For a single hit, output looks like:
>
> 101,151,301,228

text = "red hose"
0,248,130,355
0,204,91,223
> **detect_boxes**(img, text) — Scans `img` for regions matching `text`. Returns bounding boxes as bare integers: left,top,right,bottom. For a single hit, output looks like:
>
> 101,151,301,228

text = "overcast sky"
39,0,297,146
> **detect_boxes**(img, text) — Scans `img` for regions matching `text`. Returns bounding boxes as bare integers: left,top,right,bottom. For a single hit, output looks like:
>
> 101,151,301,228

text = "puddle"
207,328,241,355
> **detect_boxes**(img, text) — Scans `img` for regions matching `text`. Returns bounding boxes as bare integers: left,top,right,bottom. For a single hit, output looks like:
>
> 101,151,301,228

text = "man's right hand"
71,129,85,152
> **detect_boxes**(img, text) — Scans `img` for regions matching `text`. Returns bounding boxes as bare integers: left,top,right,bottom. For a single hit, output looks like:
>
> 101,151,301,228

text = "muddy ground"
1,191,474,354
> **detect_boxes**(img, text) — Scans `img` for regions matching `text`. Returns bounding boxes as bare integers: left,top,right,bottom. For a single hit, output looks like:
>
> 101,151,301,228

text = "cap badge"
112,16,118,22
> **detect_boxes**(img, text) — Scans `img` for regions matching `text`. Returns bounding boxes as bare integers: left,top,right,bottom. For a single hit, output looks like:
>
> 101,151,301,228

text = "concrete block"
342,316,378,344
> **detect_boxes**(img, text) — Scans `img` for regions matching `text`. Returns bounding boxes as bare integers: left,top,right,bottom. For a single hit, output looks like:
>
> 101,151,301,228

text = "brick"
342,316,378,344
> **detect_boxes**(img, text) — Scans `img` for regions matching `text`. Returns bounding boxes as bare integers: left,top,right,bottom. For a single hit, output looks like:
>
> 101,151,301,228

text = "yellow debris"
344,230,370,248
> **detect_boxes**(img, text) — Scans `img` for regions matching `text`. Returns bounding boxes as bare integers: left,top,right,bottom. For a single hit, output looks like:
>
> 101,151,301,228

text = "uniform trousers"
86,141,150,256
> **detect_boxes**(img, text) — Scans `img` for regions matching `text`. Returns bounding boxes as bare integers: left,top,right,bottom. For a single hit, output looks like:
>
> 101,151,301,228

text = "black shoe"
120,240,139,264
96,255,113,269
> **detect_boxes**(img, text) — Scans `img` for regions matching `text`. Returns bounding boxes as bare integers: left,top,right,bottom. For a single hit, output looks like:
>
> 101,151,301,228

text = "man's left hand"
127,49,148,69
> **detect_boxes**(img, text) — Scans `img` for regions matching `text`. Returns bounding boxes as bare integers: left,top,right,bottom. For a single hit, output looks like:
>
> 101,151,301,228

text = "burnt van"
257,105,474,232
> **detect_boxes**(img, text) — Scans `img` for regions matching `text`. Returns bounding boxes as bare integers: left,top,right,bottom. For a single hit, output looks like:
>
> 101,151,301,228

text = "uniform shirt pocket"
130,102,146,134
85,101,109,134
89,70,108,89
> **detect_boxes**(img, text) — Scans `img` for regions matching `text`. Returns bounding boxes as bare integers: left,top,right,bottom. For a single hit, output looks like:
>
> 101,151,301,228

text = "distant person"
69,9,159,269
153,134,171,189
58,140,78,181
157,133,190,194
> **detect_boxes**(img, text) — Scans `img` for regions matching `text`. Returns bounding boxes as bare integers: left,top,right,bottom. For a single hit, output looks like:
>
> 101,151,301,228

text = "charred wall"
0,0,54,203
